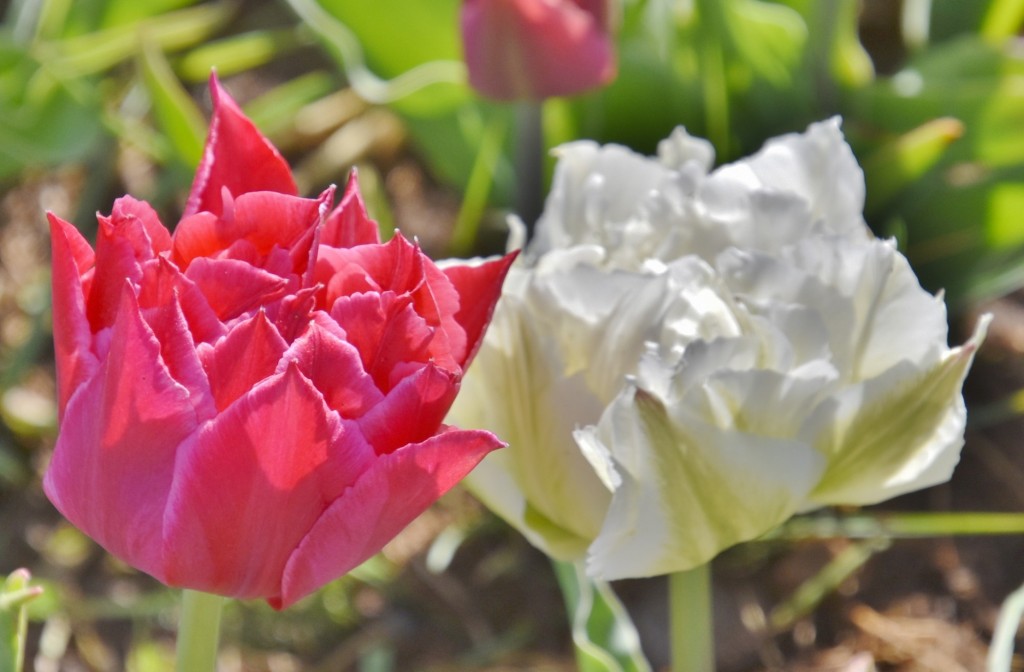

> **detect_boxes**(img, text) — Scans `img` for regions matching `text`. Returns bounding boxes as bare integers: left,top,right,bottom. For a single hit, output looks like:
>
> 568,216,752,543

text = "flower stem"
176,590,226,672
669,565,714,672
514,100,545,238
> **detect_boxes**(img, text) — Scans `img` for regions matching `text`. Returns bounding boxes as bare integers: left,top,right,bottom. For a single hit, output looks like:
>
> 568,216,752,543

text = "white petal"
807,316,989,505
583,386,825,580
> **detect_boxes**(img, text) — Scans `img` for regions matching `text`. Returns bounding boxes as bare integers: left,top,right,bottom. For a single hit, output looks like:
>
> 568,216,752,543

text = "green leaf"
176,29,307,83
40,3,231,78
311,0,460,76
0,42,104,179
981,0,1024,44
552,560,652,672
282,0,468,112
242,71,338,140
139,38,206,168
863,117,964,216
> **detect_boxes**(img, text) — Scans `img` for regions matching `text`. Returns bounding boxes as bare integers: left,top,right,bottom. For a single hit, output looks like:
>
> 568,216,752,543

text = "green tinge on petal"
586,389,825,580
809,316,990,505
522,503,595,562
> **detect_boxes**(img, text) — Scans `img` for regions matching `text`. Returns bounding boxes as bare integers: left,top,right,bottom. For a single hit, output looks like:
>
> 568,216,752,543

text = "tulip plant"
43,74,514,669
449,118,989,671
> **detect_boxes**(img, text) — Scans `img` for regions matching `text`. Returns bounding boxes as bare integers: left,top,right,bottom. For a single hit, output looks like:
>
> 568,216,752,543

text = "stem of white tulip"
669,564,715,672
514,100,545,238
176,590,227,672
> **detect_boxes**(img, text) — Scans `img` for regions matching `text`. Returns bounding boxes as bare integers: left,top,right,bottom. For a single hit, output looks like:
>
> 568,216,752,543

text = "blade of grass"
139,36,207,168
449,109,509,257
769,511,1024,540
38,3,231,78
769,538,890,632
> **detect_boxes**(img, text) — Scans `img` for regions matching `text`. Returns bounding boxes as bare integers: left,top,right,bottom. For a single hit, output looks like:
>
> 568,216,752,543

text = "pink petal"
442,251,518,367
48,213,99,415
169,211,221,270
200,310,288,411
317,233,424,302
279,315,384,417
172,192,323,271
329,291,434,391
139,294,217,421
139,257,226,345
161,364,368,599
275,427,504,608
43,285,200,580
49,212,95,272
461,0,616,100
358,363,459,455
322,171,381,248
184,257,287,321
109,196,172,255
184,74,297,218
232,190,325,257
87,202,170,330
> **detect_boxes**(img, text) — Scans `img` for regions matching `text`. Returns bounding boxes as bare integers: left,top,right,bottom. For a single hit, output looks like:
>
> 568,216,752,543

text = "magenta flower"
460,0,617,100
45,75,515,609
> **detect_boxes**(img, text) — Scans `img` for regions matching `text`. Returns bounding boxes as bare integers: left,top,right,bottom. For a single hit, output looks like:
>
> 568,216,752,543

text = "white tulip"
447,119,987,578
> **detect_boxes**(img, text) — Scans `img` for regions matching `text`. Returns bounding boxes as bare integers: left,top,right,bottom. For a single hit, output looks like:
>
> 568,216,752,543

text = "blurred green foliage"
288,0,1024,306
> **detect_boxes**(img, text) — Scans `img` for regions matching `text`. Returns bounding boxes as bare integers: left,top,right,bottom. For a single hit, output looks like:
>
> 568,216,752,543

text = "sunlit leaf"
552,560,652,672
139,39,206,168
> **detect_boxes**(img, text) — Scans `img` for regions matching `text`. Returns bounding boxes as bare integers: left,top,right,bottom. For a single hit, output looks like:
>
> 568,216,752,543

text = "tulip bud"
460,0,617,100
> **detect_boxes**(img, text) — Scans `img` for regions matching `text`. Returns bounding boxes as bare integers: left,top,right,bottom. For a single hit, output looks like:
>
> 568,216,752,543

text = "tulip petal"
185,257,288,321
173,192,324,271
201,310,288,411
442,251,518,367
87,210,157,331
358,364,459,454
808,317,989,505
452,302,611,553
232,191,325,258
461,0,616,100
162,364,365,599
139,294,216,421
276,427,503,608
109,196,172,255
279,316,383,417
322,171,381,248
317,233,423,301
330,291,435,390
718,118,865,239
580,387,825,580
44,286,200,579
184,74,297,218
139,258,226,345
48,213,99,414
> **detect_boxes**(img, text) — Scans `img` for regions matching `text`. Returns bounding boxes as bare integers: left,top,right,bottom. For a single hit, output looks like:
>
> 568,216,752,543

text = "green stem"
669,565,714,672
175,590,226,672
514,100,545,238
694,0,729,159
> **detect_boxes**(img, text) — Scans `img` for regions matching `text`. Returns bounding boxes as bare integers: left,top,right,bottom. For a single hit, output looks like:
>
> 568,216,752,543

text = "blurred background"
2,0,1024,669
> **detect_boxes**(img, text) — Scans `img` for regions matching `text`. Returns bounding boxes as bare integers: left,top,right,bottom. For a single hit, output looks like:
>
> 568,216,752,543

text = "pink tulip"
461,0,617,100
44,75,516,609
